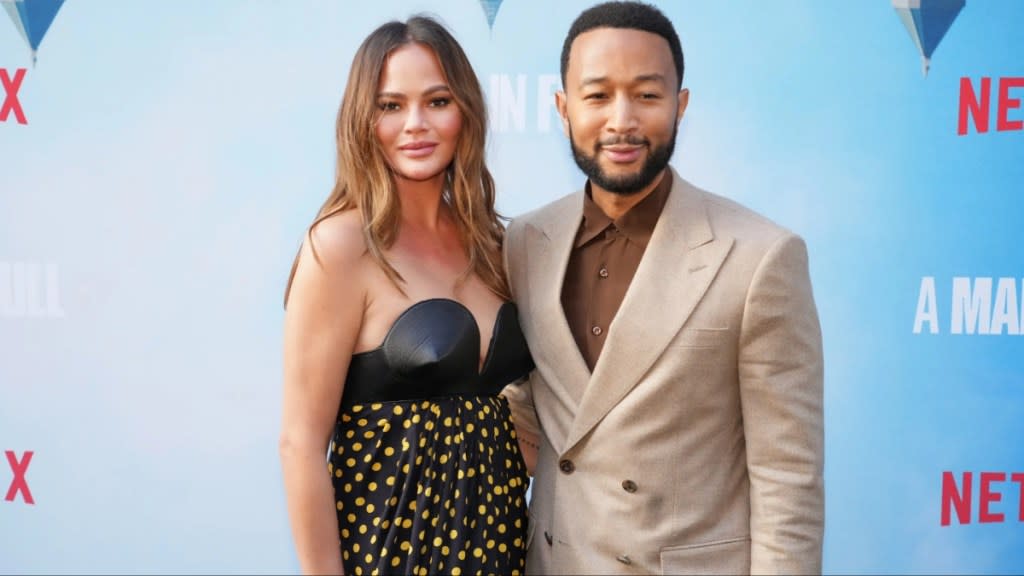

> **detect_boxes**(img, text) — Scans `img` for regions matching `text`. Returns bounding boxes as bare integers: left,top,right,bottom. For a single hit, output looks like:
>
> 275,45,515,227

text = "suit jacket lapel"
563,170,734,452
524,193,592,453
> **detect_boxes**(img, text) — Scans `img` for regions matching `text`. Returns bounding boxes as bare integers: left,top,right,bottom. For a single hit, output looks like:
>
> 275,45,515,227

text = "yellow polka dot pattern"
331,395,528,575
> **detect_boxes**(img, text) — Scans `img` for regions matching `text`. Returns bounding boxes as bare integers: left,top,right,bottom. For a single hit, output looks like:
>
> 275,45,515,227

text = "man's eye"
584,92,607,100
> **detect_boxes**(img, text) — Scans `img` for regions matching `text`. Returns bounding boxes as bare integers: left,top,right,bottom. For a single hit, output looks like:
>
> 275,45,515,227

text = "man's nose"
606,96,639,134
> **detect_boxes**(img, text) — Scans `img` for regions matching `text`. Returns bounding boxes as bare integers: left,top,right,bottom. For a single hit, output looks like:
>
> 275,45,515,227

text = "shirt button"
559,459,575,474
599,267,609,278
544,531,553,546
591,326,602,336
616,554,632,565
622,480,638,493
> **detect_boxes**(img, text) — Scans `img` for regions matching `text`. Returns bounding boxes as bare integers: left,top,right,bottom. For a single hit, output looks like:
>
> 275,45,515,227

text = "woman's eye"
429,97,452,107
378,101,400,112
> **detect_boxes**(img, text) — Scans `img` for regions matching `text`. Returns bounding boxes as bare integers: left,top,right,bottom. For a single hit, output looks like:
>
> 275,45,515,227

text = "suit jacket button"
559,459,575,474
616,554,632,565
544,531,553,546
622,479,638,493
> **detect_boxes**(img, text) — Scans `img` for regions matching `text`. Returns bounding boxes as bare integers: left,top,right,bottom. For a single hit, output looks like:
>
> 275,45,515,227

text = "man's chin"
571,143,669,195
592,176,650,195
599,158,644,173
600,163,644,179
589,166,655,194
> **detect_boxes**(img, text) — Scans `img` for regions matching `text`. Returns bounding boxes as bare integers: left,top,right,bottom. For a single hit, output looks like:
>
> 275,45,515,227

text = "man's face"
557,27,688,195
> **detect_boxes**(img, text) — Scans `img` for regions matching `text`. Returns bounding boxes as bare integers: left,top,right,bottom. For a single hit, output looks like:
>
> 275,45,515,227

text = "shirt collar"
575,170,673,248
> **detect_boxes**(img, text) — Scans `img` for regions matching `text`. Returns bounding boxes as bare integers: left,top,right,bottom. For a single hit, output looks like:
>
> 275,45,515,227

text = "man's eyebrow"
579,76,608,88
578,74,668,88
633,73,668,84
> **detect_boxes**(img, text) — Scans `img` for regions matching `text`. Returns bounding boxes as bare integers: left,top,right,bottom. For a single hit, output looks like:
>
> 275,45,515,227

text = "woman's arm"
280,217,366,575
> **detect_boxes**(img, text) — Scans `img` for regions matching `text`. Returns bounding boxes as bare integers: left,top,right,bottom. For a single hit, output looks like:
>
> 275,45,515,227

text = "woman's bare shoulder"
303,209,368,270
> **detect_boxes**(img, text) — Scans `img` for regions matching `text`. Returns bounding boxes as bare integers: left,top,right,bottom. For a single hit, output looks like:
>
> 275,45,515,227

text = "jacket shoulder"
694,185,799,246
508,190,582,236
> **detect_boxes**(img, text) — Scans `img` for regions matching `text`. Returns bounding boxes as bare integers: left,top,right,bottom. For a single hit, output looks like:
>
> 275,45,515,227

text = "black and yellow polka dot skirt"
329,395,529,576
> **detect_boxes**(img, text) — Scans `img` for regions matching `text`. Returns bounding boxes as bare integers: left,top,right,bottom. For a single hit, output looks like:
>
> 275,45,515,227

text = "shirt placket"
588,228,618,359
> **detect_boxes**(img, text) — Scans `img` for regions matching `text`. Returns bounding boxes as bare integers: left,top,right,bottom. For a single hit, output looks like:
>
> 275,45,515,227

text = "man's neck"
591,169,668,221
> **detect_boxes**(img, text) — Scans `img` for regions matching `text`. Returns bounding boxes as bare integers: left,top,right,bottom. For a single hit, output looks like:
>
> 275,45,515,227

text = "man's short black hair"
560,1,684,90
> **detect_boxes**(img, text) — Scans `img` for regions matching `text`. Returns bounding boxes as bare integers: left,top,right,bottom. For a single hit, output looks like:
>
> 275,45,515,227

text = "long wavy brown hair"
284,16,508,307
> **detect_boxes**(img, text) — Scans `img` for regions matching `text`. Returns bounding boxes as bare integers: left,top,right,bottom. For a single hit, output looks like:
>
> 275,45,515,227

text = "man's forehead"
566,28,676,85
568,28,673,66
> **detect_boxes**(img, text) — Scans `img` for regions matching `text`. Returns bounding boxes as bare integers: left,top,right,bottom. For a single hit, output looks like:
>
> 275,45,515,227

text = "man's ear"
676,88,690,124
555,90,570,137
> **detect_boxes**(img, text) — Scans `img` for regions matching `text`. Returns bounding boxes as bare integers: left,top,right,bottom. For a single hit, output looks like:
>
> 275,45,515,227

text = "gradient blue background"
1,0,1022,573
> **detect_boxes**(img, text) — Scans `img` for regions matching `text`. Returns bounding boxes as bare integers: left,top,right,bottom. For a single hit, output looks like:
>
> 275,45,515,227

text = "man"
503,2,824,574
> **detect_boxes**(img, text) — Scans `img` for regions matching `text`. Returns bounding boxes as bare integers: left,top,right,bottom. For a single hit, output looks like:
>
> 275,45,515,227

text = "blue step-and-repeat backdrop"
2,0,1022,573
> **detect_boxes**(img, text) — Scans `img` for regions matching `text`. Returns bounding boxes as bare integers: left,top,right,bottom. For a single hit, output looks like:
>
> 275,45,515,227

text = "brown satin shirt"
561,171,672,371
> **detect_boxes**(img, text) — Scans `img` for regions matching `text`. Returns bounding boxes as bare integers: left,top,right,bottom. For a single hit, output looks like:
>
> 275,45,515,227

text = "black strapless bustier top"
340,299,534,408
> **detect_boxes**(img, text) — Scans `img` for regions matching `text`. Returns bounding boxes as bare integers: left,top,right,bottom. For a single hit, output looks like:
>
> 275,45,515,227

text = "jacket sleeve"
500,218,541,442
738,232,825,575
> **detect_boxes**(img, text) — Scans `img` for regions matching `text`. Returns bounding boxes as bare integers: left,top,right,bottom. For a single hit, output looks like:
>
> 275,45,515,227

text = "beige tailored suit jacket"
502,168,824,575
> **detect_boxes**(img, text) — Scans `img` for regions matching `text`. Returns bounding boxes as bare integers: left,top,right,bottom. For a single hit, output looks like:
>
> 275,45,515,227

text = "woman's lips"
399,142,438,158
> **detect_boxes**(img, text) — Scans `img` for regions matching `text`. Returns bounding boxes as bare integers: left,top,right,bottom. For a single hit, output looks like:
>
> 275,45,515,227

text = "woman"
280,16,535,576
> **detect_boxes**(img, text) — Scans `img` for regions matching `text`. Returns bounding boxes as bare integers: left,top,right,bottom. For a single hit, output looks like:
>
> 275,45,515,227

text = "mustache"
597,135,650,148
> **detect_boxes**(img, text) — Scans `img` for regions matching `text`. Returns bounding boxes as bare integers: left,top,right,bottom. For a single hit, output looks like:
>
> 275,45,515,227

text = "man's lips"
601,145,644,163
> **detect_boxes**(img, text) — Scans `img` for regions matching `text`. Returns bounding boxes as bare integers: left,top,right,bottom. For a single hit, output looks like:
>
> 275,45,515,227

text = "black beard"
568,123,677,195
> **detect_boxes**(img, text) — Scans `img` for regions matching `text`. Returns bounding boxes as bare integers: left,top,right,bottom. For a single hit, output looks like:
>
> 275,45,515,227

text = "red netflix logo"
4,450,34,505
941,471,1024,525
1,68,27,125
958,77,1024,135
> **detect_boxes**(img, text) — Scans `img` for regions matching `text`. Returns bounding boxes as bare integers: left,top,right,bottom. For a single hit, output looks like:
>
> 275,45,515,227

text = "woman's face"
375,42,463,184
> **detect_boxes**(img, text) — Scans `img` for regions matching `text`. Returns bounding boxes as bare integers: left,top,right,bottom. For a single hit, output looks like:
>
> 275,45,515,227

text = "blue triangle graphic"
478,0,503,30
893,0,964,75
13,0,64,51
894,0,964,60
